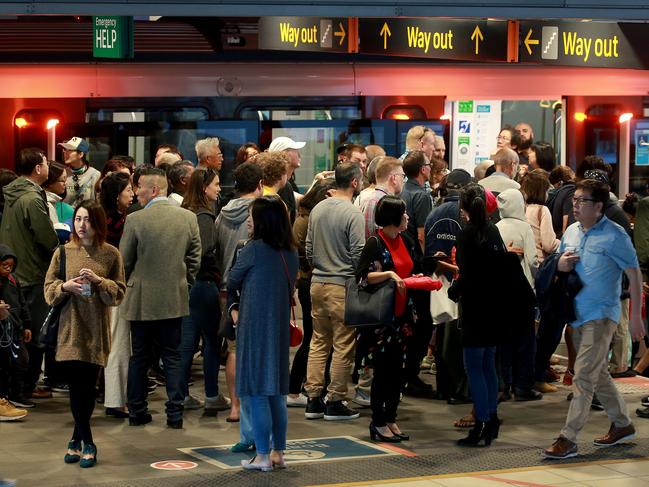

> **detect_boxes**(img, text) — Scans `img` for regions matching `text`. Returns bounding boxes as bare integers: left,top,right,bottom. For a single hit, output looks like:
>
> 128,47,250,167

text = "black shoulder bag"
39,245,69,349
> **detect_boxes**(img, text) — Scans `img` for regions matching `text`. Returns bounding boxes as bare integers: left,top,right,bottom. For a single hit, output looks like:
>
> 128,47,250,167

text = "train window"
629,118,649,194
501,100,561,149
86,108,209,123
240,107,362,121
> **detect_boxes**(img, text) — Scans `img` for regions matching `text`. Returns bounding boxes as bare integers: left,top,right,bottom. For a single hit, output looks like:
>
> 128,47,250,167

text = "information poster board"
451,100,502,173
635,128,649,166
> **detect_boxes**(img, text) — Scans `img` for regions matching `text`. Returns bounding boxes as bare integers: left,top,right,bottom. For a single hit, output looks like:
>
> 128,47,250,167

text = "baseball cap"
268,136,306,152
446,169,473,189
58,136,90,153
583,169,610,185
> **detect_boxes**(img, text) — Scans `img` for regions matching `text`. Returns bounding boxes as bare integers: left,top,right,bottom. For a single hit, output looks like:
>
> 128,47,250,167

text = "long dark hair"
182,168,218,213
251,196,296,251
460,183,488,240
72,200,107,246
100,172,131,214
298,177,336,212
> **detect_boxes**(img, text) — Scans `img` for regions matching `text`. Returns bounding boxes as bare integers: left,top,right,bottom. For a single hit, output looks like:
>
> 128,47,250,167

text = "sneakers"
420,355,434,370
9,395,35,409
514,388,543,402
542,436,578,459
0,398,28,421
287,394,308,407
50,383,70,393
30,387,52,399
305,397,325,420
534,381,558,394
324,400,360,421
183,394,204,410
204,393,231,415
593,423,636,446
562,369,574,386
352,390,371,408
642,396,649,407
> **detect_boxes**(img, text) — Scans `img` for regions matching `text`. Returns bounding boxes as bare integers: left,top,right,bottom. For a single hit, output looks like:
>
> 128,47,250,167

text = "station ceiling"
1,1,649,21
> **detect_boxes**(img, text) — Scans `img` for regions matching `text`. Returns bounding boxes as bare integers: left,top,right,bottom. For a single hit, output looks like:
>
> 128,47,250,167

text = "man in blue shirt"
543,179,645,459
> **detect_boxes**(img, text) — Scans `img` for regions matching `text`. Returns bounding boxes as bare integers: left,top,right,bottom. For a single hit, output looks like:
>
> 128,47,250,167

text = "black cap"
446,169,473,189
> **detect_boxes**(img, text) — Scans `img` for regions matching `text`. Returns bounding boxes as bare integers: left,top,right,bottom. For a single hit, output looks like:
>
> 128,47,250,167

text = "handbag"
39,245,69,349
217,305,236,341
344,277,395,328
279,252,303,347
429,274,459,324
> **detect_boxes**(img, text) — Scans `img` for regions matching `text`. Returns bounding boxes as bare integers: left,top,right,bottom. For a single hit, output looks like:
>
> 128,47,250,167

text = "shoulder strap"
279,251,294,291
59,244,66,281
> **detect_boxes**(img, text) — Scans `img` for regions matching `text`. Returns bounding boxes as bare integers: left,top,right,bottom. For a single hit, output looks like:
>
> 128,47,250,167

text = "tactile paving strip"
62,438,649,487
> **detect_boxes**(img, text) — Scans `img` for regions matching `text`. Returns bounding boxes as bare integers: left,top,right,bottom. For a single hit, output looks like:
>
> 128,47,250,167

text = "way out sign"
150,460,198,471
93,16,134,59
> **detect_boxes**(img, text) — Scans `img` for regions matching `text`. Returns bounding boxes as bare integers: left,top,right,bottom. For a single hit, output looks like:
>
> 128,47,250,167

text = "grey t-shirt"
306,197,365,285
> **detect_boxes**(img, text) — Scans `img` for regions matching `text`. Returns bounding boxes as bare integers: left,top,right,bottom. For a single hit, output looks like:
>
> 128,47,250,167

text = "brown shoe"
593,423,635,447
30,387,53,399
542,436,578,459
534,381,559,393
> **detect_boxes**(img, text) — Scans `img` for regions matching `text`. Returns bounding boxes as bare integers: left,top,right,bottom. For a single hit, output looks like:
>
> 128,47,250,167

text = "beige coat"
119,200,201,321
44,243,126,367
525,203,560,264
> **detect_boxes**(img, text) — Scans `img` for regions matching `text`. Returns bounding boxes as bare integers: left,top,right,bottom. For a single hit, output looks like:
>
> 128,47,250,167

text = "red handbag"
280,252,303,347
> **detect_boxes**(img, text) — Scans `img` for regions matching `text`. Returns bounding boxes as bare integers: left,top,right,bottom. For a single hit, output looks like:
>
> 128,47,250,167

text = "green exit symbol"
458,101,474,113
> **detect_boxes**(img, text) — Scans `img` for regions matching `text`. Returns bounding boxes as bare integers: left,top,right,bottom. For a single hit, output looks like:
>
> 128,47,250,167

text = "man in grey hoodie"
214,161,263,422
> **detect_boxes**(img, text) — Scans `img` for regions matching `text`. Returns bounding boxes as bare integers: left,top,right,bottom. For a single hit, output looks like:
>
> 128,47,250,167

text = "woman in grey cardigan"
227,196,298,472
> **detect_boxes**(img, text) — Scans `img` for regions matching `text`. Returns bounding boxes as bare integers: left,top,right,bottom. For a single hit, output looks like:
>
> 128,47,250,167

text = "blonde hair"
405,126,435,151
256,151,289,187
374,157,403,183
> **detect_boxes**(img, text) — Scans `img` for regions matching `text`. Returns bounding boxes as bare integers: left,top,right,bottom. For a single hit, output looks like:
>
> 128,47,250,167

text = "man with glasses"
269,136,306,224
195,137,224,172
59,137,100,207
0,148,58,400
543,179,645,459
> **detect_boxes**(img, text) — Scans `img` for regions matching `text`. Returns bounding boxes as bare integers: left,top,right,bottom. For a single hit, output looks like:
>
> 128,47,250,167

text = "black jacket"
535,252,582,326
195,209,220,283
0,244,31,332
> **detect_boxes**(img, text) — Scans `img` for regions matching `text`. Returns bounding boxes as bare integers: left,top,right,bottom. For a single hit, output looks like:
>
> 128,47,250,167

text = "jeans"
463,346,498,422
127,318,184,422
246,395,288,454
180,280,221,398
238,395,256,446
61,361,101,444
289,277,313,394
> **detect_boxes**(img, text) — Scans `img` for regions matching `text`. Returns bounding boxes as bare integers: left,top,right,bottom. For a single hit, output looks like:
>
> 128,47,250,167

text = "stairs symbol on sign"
541,26,559,60
320,20,333,48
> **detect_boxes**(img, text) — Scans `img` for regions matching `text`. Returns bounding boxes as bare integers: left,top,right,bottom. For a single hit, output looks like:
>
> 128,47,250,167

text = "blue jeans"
245,395,287,454
463,346,498,422
180,280,221,398
238,396,256,446
127,318,184,422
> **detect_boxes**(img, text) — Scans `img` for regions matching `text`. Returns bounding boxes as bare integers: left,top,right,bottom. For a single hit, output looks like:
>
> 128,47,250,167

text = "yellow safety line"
307,455,649,487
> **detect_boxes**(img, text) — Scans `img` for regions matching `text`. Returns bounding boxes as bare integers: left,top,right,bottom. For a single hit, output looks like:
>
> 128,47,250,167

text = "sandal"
241,455,273,472
453,413,475,428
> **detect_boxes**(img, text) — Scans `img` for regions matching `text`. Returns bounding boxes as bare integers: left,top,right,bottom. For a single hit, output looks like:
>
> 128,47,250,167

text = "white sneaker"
204,393,231,414
287,394,308,407
0,398,27,421
183,394,204,410
352,390,371,407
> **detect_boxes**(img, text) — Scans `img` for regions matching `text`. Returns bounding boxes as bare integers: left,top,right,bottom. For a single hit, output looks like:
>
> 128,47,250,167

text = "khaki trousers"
561,318,632,442
610,299,630,373
305,282,356,402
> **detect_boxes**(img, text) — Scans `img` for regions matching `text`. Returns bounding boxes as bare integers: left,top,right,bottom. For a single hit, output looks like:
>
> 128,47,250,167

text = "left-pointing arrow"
524,28,539,55
334,22,346,46
380,22,391,50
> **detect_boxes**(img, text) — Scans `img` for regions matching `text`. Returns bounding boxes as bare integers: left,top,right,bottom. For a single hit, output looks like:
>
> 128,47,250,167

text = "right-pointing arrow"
524,28,539,55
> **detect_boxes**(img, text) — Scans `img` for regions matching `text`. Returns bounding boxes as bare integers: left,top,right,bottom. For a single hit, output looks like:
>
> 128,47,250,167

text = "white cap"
268,136,306,152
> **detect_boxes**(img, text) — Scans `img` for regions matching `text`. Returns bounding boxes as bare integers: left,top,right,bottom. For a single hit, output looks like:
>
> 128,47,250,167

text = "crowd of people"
0,121,648,471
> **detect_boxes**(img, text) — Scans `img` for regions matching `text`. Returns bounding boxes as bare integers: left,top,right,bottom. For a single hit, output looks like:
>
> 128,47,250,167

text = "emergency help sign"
93,16,134,59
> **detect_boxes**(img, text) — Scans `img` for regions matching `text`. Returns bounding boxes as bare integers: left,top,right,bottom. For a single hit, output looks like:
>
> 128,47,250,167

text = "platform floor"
3,361,649,487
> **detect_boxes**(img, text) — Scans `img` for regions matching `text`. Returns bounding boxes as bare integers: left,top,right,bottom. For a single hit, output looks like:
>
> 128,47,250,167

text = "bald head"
492,148,519,179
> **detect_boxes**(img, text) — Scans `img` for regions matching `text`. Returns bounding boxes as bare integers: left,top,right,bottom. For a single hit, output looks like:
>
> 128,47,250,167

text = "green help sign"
93,16,134,59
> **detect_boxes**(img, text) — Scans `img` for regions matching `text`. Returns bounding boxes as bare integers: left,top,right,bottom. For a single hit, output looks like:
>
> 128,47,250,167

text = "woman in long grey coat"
227,196,298,472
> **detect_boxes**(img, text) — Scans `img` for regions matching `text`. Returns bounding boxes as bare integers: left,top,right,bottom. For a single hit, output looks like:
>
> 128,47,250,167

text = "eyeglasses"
496,135,511,141
211,152,223,158
392,173,406,178
572,197,596,206
0,262,13,270
418,128,433,141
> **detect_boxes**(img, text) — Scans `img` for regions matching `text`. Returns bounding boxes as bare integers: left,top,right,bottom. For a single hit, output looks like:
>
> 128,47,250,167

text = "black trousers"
534,314,566,383
61,360,101,444
289,277,314,394
405,290,433,383
0,326,28,399
501,308,536,391
371,343,404,426
442,319,469,398
22,284,49,393
433,324,450,398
